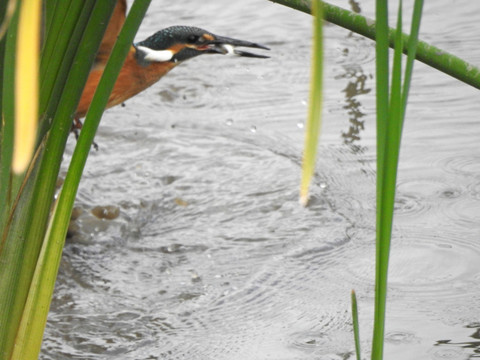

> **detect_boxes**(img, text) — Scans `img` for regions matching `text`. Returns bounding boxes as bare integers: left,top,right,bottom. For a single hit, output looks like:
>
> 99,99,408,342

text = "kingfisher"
74,0,269,124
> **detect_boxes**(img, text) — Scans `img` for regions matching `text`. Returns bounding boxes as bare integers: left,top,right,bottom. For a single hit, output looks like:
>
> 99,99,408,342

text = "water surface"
42,1,480,359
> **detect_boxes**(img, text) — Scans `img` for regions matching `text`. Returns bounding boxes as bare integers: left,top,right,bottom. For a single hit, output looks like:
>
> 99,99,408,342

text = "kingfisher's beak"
206,35,270,58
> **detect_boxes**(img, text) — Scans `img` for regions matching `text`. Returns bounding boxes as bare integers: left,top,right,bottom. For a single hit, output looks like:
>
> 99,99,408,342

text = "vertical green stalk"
0,5,17,232
372,1,423,359
300,0,323,206
401,0,424,112
371,0,389,358
351,290,361,360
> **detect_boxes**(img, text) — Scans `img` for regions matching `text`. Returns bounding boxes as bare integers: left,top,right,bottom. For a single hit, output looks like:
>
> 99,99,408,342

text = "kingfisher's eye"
187,35,199,44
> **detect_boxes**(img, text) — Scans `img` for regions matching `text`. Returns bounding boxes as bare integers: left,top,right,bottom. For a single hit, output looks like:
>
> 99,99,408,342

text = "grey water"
42,0,480,359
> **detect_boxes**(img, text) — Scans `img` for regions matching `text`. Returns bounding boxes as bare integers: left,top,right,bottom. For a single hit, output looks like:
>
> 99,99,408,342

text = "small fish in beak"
207,35,270,58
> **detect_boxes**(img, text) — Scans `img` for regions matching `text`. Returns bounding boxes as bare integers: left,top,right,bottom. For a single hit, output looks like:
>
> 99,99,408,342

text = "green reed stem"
351,290,361,360
372,1,423,359
0,5,17,232
371,0,389,357
300,0,323,205
402,0,424,112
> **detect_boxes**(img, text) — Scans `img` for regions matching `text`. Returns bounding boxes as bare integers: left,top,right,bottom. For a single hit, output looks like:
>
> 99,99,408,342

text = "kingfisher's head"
134,25,269,65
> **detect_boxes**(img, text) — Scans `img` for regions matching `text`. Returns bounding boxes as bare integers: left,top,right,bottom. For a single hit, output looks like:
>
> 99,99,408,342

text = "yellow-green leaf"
300,0,323,206
12,0,40,174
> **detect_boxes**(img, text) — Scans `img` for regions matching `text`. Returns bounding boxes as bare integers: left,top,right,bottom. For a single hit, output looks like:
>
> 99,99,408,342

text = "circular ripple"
394,191,432,218
331,34,376,66
468,182,480,200
440,197,480,229
385,330,420,345
395,179,469,227
343,228,480,300
429,346,468,360
397,179,464,198
395,180,447,218
438,154,480,177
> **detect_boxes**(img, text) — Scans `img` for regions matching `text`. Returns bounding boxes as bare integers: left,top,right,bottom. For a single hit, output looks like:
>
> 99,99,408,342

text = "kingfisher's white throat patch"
136,45,174,62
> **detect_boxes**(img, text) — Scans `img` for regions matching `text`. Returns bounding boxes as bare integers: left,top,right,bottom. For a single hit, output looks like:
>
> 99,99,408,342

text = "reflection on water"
349,0,362,13
337,65,371,145
434,324,480,360
42,0,480,359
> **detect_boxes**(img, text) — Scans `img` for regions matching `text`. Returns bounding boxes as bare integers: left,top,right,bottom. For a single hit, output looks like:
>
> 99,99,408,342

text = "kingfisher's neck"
76,47,178,118
108,47,179,107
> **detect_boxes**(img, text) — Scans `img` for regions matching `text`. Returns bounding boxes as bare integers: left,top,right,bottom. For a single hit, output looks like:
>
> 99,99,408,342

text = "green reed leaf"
371,1,389,359
300,0,323,206
402,0,424,112
351,290,361,360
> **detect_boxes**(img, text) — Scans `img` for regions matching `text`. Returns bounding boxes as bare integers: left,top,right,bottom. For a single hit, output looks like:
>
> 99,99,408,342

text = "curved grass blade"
300,0,323,206
351,290,361,360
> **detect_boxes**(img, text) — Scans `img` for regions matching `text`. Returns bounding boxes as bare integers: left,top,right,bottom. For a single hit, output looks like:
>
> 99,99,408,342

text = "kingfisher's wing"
96,0,127,66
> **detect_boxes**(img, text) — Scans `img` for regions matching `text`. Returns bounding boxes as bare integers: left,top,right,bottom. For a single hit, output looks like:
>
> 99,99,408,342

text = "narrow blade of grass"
401,0,424,112
0,5,18,230
390,1,404,124
373,1,423,359
351,290,361,360
374,0,389,195
372,0,389,358
300,0,323,206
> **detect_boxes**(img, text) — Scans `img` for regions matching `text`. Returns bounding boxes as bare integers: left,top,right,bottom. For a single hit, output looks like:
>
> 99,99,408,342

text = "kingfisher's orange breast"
75,48,177,118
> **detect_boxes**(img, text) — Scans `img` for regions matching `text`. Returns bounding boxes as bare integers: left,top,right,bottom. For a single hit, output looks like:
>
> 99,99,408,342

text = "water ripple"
342,228,480,301
438,154,480,177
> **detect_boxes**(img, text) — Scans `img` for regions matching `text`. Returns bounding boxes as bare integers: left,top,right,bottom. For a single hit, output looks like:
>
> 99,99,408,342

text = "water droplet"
319,182,327,189
297,122,304,129
250,126,257,133
225,118,233,126
301,100,308,106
